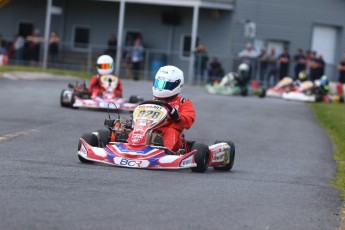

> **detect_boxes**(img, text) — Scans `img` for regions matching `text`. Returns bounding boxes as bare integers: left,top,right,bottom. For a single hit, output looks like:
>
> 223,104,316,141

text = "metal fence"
2,40,339,86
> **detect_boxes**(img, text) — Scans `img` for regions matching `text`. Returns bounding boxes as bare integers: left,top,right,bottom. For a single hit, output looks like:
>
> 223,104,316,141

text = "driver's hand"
170,108,180,121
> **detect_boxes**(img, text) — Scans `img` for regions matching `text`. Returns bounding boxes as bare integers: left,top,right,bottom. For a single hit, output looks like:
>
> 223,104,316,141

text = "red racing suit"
155,95,196,151
89,74,123,98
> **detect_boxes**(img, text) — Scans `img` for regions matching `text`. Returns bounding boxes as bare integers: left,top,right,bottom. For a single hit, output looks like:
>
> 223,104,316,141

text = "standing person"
106,34,117,59
277,47,291,80
48,31,60,68
238,42,258,80
266,47,278,86
207,56,224,84
26,29,43,67
315,54,325,80
131,37,145,81
258,48,268,87
194,43,209,84
13,34,25,65
128,65,195,152
308,51,318,81
293,49,306,80
337,52,345,84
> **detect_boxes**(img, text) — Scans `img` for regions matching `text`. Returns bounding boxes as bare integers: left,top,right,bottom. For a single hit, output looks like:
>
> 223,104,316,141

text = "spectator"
308,51,318,81
0,34,7,55
131,37,145,81
13,34,25,65
337,52,345,83
105,34,117,59
277,47,291,80
293,49,306,80
26,29,43,67
258,48,268,86
315,54,325,80
266,47,277,86
238,42,258,79
194,43,209,84
207,56,224,84
48,31,60,68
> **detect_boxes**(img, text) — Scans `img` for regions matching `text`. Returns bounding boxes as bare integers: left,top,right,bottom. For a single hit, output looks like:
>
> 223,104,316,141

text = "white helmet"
237,63,250,79
238,63,249,73
152,65,184,98
97,55,114,75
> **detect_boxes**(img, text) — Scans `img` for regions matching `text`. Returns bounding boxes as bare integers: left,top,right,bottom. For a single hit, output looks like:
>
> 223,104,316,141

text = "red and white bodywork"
78,103,233,170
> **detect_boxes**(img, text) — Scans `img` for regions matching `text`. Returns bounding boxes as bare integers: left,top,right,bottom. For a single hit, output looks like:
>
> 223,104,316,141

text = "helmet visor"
98,63,113,70
153,79,180,90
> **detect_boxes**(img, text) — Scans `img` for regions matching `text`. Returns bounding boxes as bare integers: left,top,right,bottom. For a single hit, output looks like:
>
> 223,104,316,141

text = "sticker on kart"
132,105,166,122
114,157,150,168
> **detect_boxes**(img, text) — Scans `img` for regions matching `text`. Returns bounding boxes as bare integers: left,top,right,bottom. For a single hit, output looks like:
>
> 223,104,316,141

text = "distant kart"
266,77,296,98
77,100,235,172
205,73,265,98
60,78,144,112
283,81,345,103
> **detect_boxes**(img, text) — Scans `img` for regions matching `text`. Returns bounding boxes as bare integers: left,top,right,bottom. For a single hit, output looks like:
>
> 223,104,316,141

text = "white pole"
43,0,52,69
115,0,125,76
188,5,199,85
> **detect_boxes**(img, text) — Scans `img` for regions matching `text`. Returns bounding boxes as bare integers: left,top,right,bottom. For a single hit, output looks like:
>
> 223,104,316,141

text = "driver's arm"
171,99,196,130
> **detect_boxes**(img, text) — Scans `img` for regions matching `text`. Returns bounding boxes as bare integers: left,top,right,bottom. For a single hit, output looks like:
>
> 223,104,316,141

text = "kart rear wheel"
96,129,110,147
240,88,248,96
213,140,235,171
129,95,144,104
60,89,70,107
77,133,98,164
191,142,209,173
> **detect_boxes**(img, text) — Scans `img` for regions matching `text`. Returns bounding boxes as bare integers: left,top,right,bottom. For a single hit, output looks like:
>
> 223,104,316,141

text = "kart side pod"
208,143,232,167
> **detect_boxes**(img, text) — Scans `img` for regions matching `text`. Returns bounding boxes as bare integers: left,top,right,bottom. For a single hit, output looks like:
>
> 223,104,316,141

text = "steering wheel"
139,100,173,114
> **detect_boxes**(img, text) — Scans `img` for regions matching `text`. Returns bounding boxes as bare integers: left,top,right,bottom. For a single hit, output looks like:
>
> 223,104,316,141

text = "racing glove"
170,108,180,121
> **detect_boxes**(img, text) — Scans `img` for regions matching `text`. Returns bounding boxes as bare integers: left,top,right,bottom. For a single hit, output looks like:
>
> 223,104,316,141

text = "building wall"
232,0,345,67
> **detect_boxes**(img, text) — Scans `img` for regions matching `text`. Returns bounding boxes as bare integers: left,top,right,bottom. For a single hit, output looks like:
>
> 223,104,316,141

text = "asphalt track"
0,73,342,230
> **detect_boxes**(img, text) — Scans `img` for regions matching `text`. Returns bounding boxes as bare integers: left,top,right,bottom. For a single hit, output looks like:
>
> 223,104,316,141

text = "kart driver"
138,65,196,152
89,55,123,99
218,63,250,89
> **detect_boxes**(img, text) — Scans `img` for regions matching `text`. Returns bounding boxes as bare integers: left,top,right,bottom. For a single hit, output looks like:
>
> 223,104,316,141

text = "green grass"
310,103,345,229
0,65,90,79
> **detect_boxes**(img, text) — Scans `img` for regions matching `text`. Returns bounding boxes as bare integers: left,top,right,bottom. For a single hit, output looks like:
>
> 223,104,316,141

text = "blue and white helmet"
152,65,184,98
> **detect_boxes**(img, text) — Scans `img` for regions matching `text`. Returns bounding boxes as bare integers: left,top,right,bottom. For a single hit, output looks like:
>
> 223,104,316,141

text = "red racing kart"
77,100,235,173
60,76,143,111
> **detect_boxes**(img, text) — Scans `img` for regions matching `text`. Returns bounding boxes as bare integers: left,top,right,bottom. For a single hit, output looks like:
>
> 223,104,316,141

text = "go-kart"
60,76,144,111
77,100,235,173
282,80,317,102
205,72,265,98
266,77,296,98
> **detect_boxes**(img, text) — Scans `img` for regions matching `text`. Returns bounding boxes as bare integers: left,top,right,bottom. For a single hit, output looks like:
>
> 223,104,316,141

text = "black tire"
257,88,266,98
60,89,70,107
240,88,248,97
190,142,209,173
77,133,98,163
96,129,110,147
213,140,235,171
70,92,78,109
129,95,144,104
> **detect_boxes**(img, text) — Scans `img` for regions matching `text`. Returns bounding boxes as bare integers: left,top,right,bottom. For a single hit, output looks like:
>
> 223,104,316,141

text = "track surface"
0,74,342,230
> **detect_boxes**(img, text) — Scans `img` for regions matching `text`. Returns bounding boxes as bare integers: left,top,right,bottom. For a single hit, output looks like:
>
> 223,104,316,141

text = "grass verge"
310,103,345,229
0,65,90,79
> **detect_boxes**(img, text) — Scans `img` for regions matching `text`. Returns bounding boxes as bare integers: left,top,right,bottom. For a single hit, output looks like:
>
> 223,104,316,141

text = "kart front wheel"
191,142,209,173
60,89,71,107
96,129,110,147
213,140,235,171
77,133,98,164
